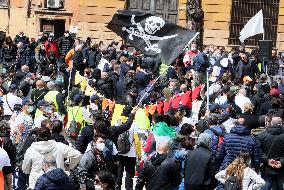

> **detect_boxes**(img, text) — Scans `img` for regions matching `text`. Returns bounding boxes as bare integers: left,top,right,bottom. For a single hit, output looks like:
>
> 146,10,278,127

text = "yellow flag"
135,108,150,130
111,104,125,126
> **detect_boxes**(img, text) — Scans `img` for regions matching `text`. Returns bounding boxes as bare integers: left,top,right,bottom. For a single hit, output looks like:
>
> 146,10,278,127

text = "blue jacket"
216,125,261,171
204,125,224,154
34,168,75,190
193,52,209,72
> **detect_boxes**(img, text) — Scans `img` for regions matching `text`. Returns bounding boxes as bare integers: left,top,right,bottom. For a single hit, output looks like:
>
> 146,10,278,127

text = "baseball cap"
9,84,17,90
22,98,33,106
243,76,252,82
90,94,100,103
37,99,50,107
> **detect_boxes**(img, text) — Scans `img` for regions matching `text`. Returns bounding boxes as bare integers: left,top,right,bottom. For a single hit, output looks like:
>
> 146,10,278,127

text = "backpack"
209,127,226,151
67,107,81,140
224,175,241,190
117,131,131,154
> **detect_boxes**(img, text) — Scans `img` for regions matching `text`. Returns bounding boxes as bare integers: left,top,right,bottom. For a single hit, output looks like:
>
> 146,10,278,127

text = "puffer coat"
215,125,261,171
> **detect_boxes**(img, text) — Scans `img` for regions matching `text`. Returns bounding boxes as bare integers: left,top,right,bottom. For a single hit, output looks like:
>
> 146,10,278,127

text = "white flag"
239,10,264,43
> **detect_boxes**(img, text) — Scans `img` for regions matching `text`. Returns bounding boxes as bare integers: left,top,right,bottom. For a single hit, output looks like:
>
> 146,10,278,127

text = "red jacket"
45,41,59,58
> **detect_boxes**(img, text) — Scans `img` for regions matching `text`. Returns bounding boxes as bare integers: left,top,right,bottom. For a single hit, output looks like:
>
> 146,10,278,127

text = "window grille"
229,0,279,47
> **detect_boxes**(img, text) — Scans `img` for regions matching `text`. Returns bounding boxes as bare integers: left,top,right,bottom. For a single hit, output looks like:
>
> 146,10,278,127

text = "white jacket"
215,167,265,190
22,140,81,188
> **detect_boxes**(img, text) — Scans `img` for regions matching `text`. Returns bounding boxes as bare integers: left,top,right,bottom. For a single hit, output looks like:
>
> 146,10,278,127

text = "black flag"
107,10,197,65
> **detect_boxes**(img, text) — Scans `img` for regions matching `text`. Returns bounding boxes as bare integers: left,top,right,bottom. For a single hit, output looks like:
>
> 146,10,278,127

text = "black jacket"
31,88,48,108
74,147,112,189
76,114,135,153
184,144,214,190
34,168,75,190
136,153,182,190
134,71,150,94
108,71,120,98
97,79,113,99
257,125,284,175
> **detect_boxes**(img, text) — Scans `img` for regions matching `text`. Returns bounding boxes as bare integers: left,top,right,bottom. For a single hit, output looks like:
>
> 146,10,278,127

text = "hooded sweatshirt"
22,140,81,189
34,168,75,190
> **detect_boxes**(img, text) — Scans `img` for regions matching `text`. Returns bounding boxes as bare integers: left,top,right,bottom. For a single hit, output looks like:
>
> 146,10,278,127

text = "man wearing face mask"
33,100,53,128
74,133,114,190
16,99,34,132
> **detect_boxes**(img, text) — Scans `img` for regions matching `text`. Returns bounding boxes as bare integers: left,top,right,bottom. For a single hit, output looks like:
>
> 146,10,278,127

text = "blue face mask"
27,106,34,113
44,106,51,113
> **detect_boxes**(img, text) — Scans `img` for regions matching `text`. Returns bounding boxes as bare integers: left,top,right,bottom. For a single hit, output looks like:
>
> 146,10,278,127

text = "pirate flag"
107,10,197,65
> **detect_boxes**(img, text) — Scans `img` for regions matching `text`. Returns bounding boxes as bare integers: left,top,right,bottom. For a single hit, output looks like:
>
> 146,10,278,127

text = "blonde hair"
244,103,254,113
226,152,251,187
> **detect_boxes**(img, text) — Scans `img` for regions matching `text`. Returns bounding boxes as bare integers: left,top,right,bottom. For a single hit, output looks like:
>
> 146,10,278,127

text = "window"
127,0,178,24
229,0,279,46
0,0,8,7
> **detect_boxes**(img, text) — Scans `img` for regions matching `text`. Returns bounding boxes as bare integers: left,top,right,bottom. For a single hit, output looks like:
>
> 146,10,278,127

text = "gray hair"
271,117,282,126
197,133,211,147
43,156,57,168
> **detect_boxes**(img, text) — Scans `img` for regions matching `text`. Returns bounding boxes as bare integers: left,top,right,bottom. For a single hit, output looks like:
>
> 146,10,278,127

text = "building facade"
0,0,284,50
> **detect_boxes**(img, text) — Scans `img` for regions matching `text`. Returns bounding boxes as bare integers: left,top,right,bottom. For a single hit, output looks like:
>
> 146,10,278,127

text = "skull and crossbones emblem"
122,15,179,53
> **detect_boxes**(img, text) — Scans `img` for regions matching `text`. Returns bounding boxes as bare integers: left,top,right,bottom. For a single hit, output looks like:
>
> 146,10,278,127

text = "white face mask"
96,143,105,151
94,185,103,190
247,159,251,166
90,103,98,111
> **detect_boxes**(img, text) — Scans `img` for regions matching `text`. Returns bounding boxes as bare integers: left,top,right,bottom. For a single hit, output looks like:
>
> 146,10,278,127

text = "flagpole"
137,32,200,107
206,69,210,112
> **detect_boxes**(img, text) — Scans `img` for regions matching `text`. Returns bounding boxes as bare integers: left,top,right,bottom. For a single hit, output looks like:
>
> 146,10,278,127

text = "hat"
90,94,100,103
110,41,118,46
243,76,252,82
37,99,50,107
22,98,33,106
9,84,17,90
270,88,280,97
73,94,84,103
260,74,267,81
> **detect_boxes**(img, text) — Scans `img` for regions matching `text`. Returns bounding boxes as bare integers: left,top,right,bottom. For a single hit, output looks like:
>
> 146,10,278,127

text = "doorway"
41,19,65,39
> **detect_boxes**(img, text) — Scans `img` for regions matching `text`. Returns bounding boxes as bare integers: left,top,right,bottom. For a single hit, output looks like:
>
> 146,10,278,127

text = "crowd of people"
0,29,283,190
